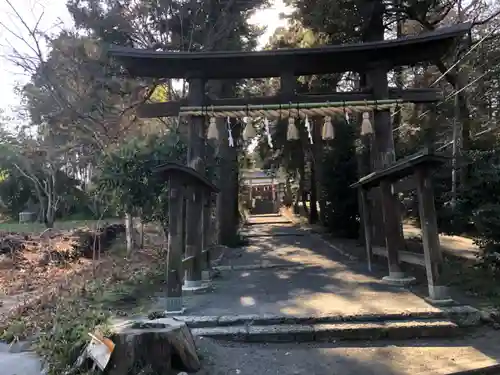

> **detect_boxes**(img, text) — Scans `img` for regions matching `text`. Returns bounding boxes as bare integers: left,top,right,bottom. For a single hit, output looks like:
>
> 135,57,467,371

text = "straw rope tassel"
322,116,334,140
227,117,234,147
242,117,257,140
305,115,313,144
287,117,300,141
360,112,374,136
207,117,219,140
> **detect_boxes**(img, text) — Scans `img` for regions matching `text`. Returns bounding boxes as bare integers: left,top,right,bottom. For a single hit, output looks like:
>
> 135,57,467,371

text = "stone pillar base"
382,272,416,286
164,297,185,314
425,285,454,305
202,270,212,282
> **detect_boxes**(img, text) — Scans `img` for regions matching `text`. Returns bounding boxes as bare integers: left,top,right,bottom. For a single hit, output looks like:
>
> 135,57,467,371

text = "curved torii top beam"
108,23,471,80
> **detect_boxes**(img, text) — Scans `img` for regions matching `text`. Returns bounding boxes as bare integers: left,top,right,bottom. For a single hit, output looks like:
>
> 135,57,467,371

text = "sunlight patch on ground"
277,287,441,317
318,344,499,375
240,296,257,306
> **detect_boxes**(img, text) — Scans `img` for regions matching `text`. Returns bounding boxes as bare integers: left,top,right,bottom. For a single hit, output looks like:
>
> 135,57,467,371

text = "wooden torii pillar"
361,0,410,284
156,163,219,313
184,76,207,290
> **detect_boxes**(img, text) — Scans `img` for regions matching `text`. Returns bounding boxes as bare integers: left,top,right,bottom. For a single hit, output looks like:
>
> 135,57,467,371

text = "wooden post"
184,76,206,290
359,187,373,271
201,190,212,281
184,187,204,289
165,177,184,313
415,167,452,302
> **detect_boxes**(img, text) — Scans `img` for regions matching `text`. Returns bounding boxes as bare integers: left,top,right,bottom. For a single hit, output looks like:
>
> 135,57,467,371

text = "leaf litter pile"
0,223,167,375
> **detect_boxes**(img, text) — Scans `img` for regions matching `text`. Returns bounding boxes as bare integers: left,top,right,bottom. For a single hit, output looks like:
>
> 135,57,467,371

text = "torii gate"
109,22,470,310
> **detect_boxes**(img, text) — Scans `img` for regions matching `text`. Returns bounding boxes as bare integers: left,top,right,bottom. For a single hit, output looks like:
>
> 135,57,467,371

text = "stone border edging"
153,305,481,329
213,263,307,272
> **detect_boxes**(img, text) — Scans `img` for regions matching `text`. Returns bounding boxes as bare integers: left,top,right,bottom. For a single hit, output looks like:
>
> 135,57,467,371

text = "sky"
0,0,292,114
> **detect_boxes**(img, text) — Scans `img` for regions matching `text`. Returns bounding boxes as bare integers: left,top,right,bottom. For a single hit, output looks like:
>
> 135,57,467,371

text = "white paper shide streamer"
227,117,234,147
264,118,273,148
304,115,313,144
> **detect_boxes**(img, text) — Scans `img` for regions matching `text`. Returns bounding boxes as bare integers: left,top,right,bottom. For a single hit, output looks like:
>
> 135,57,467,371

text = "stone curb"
156,305,481,329
213,263,307,272
190,319,458,343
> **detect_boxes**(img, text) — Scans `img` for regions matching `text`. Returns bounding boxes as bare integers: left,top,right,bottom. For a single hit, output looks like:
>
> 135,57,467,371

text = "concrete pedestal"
183,279,209,292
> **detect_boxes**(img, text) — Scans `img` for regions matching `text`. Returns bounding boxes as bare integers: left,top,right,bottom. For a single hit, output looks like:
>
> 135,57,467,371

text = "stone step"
190,319,459,342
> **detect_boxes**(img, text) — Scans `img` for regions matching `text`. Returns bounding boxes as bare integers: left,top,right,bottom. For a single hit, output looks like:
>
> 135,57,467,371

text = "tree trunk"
284,177,293,207
309,160,319,224
45,194,55,228
293,183,301,214
108,319,201,375
125,213,134,256
139,218,144,249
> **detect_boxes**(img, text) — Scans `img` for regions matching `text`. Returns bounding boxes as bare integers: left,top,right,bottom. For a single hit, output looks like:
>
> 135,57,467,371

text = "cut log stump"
107,318,201,375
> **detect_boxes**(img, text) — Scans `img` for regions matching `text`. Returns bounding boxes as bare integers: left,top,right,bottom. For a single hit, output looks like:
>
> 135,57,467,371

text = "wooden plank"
138,88,441,118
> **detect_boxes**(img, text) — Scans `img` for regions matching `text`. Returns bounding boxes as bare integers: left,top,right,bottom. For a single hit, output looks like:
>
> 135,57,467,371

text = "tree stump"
107,318,201,375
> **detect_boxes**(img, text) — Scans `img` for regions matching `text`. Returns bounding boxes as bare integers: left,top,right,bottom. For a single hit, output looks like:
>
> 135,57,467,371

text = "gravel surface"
195,329,500,375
